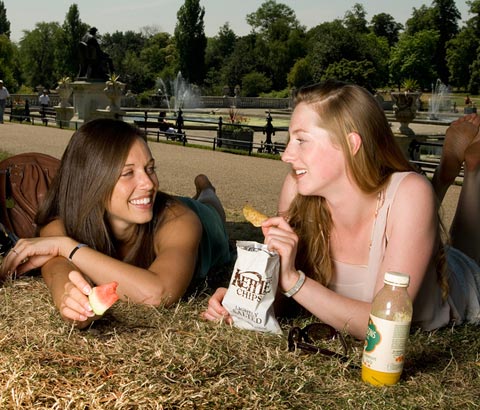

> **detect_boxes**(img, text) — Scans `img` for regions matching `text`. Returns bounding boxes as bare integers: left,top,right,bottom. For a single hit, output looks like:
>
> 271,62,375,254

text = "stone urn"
390,91,422,135
104,74,125,112
56,77,73,108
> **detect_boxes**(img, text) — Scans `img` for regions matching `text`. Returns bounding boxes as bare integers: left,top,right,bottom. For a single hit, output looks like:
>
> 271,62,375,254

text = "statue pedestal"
71,81,110,123
55,106,75,128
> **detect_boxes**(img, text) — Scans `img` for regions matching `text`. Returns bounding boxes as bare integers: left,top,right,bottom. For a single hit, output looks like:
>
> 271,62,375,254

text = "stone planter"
104,81,125,112
57,85,73,108
391,91,421,136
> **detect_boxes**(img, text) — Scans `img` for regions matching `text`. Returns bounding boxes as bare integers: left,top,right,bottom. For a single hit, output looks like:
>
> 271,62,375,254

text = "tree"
220,34,260,92
287,57,313,89
323,59,377,91
446,27,477,90
174,0,207,85
245,0,307,91
241,71,272,96
0,34,17,88
101,30,146,76
0,1,10,38
204,23,237,95
389,30,439,90
246,0,301,39
205,23,236,72
19,22,63,89
307,19,389,89
405,1,460,84
370,13,403,47
431,0,461,83
343,3,369,34
57,4,88,79
140,32,175,78
405,5,435,34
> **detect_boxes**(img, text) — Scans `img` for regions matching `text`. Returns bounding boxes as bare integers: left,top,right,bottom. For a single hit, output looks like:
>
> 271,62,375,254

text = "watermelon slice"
89,281,119,315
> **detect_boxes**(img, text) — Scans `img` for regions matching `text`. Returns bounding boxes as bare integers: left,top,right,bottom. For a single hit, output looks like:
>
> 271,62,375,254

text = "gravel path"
0,118,460,228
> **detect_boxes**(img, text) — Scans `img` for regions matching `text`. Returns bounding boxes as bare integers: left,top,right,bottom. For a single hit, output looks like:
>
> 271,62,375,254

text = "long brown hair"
35,118,172,268
288,80,417,285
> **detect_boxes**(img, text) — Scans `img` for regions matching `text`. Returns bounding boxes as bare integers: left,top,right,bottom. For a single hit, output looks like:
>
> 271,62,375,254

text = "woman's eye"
146,166,157,175
121,170,134,177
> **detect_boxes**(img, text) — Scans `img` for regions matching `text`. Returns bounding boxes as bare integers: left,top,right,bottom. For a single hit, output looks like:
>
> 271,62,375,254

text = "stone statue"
77,27,114,81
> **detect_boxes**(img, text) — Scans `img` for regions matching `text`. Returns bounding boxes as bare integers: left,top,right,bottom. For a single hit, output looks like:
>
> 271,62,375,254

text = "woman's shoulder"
388,171,433,199
388,171,436,216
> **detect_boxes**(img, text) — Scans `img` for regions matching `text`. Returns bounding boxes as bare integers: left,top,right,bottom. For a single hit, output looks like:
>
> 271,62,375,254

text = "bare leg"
449,160,480,264
193,174,226,223
432,114,480,201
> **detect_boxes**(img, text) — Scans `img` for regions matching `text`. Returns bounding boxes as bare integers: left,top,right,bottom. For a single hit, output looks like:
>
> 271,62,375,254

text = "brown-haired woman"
204,80,480,339
1,119,231,328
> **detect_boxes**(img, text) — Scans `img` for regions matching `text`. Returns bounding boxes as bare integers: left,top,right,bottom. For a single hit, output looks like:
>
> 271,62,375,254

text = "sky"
4,0,472,43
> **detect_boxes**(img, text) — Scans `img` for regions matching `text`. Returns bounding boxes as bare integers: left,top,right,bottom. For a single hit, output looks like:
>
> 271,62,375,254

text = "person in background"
39,89,50,118
203,80,480,339
1,119,231,328
0,80,10,124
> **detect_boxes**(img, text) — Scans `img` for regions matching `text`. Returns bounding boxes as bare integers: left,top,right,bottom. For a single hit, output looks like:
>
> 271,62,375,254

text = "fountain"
155,72,201,113
428,79,450,120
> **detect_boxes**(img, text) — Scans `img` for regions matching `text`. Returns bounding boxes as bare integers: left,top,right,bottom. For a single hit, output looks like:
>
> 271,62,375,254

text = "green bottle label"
364,317,381,352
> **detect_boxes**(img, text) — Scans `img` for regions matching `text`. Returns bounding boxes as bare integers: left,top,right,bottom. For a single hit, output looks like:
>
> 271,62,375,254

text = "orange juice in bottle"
362,272,412,386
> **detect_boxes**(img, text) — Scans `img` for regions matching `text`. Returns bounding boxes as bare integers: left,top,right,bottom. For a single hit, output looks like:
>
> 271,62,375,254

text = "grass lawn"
0,209,479,409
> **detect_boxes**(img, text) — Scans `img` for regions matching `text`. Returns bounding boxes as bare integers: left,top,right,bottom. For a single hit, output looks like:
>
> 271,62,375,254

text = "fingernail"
85,303,93,312
83,285,91,295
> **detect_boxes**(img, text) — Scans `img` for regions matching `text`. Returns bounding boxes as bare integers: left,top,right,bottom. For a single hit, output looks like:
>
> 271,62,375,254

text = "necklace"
369,191,383,250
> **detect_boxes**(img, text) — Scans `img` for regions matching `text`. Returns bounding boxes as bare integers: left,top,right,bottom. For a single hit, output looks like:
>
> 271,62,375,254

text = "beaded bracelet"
68,243,88,261
283,270,306,298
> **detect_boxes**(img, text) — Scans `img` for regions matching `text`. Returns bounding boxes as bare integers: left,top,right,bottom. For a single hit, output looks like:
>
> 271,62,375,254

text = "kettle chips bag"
222,241,282,334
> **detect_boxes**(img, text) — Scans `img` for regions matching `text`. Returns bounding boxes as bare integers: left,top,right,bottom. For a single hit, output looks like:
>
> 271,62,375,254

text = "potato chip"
243,205,268,227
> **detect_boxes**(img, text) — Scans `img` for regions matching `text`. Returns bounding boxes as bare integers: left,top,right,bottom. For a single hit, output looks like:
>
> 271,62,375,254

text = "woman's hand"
261,216,301,292
0,237,69,279
59,271,96,324
201,287,232,324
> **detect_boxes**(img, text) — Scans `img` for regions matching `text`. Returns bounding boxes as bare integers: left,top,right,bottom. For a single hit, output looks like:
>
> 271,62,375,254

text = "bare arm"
3,202,203,325
42,202,202,307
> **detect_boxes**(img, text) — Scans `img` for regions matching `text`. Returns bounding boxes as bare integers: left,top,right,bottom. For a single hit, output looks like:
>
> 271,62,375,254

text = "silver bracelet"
68,243,88,261
283,270,306,298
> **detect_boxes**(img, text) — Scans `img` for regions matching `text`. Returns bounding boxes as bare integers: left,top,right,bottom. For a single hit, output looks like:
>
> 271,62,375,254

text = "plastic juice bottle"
362,271,413,386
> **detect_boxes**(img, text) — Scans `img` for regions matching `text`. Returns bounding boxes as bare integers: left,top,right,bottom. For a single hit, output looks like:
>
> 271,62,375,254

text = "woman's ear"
347,132,362,156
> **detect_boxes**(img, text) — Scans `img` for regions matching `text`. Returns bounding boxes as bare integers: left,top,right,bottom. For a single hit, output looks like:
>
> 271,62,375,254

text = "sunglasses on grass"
287,323,349,362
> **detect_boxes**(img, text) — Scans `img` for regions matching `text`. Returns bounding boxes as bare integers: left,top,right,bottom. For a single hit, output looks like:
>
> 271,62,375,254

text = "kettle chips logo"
231,269,272,302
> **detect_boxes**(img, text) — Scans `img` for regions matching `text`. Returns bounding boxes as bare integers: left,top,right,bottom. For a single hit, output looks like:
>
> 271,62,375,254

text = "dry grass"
1,214,479,409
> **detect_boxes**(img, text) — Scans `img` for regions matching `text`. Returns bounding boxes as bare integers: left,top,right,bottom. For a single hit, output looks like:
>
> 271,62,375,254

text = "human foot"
438,119,479,184
193,174,215,199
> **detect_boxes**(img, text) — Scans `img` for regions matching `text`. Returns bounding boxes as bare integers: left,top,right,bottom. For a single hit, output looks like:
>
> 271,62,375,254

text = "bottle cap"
384,271,410,287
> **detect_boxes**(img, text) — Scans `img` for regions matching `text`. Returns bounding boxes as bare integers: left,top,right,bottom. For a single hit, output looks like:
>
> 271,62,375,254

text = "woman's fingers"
68,270,93,296
201,287,232,323
60,274,95,321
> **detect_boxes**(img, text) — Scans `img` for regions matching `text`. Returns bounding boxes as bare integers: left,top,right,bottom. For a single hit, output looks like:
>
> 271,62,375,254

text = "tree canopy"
0,0,478,95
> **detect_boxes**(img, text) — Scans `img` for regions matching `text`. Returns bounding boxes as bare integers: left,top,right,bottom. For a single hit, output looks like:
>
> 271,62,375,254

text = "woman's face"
282,102,347,197
107,139,159,236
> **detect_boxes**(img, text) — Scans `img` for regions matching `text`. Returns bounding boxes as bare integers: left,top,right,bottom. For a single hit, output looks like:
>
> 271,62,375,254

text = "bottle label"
362,314,411,373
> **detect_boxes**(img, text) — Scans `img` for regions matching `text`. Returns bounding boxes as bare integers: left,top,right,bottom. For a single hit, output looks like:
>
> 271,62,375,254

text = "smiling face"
106,139,159,236
282,102,348,197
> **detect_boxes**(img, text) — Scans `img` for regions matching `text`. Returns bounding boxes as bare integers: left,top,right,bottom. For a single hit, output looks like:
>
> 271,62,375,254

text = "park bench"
133,120,185,142
407,138,464,179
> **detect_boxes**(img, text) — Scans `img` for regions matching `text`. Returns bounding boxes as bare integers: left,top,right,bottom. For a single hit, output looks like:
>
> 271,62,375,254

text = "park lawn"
0,210,479,409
